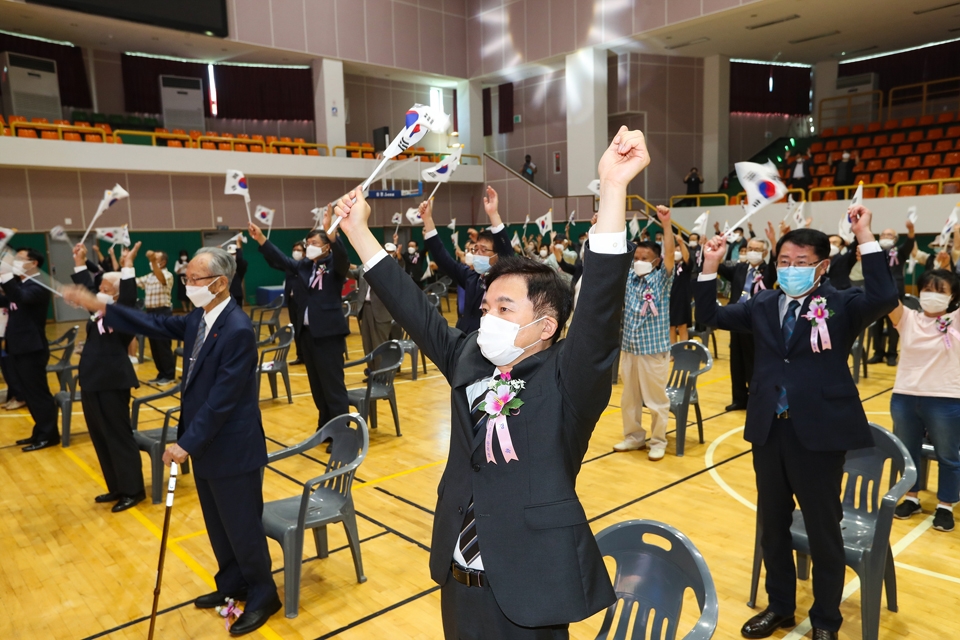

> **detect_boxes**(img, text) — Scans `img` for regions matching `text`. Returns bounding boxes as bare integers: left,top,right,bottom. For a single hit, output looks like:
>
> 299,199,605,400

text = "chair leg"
389,391,401,437
370,400,378,430
313,525,329,558
420,349,428,374
61,400,72,447
883,547,898,612
711,332,718,358
281,530,305,618
796,552,811,580
150,448,163,504
675,406,688,457
268,371,279,400
919,455,930,491
410,349,418,381
138,335,146,363
341,506,367,583
694,401,704,444
748,525,763,608
859,565,883,640
282,368,292,404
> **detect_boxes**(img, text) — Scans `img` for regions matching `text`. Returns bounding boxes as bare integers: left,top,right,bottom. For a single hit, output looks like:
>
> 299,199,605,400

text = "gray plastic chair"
666,341,713,457
54,364,80,447
263,413,369,618
345,340,404,437
131,383,188,504
46,325,79,384
394,323,428,380
424,281,450,311
747,423,917,640
595,519,718,640
249,294,284,340
917,438,940,491
257,324,294,403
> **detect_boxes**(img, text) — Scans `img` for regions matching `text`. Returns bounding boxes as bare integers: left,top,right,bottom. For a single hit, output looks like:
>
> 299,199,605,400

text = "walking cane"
147,461,179,640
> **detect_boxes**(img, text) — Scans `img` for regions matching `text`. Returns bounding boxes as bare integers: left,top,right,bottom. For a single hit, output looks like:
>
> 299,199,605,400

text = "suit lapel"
764,293,786,356
185,300,235,390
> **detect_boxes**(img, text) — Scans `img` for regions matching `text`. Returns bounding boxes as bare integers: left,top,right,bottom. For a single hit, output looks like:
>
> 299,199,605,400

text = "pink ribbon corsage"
93,311,113,335
888,249,899,267
752,272,767,294
310,264,328,290
936,316,960,348
478,372,525,464
640,290,658,317
802,296,834,353
215,599,244,631
9,302,17,311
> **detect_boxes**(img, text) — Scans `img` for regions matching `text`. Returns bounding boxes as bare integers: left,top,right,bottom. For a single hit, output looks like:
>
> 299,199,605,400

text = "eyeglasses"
181,274,220,286
776,258,820,268
471,244,493,256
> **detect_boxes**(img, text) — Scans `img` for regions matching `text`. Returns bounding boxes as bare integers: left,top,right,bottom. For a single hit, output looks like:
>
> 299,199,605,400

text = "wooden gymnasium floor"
2,297,959,640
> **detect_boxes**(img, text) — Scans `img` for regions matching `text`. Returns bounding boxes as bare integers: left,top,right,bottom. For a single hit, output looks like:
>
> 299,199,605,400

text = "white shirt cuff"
859,240,881,255
363,249,389,272
587,229,628,255
74,266,87,273
0,273,13,284
697,273,718,281
489,223,504,234
424,229,438,240
121,267,136,280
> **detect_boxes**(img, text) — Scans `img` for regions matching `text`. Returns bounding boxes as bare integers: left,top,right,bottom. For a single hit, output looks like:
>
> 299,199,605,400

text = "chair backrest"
426,292,441,309
595,519,718,640
424,281,446,297
840,423,916,523
367,340,405,390
49,326,79,366
263,325,294,365
438,275,453,288
666,340,712,394
902,294,921,311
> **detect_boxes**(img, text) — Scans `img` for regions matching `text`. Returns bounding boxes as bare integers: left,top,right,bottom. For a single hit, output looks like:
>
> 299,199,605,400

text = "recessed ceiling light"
832,45,878,58
746,14,801,30
664,37,710,50
788,30,840,44
914,2,960,14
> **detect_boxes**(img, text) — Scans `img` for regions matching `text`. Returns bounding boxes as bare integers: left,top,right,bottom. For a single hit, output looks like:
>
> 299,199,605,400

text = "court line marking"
60,448,284,640
169,529,208,544
704,426,756,511
894,561,960,585
354,459,446,490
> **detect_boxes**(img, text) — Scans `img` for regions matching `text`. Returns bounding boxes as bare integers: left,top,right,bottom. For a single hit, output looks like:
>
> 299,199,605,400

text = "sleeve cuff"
363,249,389,272
489,223,505,234
859,240,882,255
121,267,136,280
0,273,13,284
424,229,438,240
73,266,87,273
587,229,628,255
697,273,718,282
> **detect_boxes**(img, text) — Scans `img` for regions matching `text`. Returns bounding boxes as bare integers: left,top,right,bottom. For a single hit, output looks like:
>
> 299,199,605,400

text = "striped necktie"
184,317,207,388
458,387,491,566
776,300,800,414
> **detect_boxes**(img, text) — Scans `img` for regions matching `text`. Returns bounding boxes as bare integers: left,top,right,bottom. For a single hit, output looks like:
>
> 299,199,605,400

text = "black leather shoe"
866,354,884,364
22,439,59,452
111,493,145,512
289,358,303,366
229,594,282,635
95,492,120,503
741,608,796,639
886,355,898,366
726,402,747,411
812,629,838,640
15,437,34,446
195,590,249,609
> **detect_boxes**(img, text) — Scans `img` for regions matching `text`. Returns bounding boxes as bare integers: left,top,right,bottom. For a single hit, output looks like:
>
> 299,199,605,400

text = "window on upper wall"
430,87,444,115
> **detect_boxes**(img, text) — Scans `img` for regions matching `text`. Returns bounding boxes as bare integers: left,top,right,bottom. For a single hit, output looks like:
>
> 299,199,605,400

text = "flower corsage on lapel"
640,287,658,317
478,372,525,464
310,263,328,290
802,296,834,353
936,315,960,348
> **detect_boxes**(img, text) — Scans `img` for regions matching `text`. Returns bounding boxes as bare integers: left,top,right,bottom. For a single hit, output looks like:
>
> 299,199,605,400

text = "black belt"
451,562,487,588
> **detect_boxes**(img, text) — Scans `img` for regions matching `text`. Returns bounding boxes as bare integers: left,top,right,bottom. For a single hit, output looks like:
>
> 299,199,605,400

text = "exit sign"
513,114,522,124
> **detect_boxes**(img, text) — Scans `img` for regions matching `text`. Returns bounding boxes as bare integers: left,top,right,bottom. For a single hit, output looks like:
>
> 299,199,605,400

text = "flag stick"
427,182,442,201
328,156,392,234
244,200,252,225
24,274,64,298
147,462,178,640
78,204,105,245
266,225,272,240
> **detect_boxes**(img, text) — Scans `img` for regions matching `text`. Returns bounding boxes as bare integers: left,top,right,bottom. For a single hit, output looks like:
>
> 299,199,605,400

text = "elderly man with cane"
63,247,280,636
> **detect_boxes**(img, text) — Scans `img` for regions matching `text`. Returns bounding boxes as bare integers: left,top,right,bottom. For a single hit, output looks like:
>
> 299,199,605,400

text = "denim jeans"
891,393,960,504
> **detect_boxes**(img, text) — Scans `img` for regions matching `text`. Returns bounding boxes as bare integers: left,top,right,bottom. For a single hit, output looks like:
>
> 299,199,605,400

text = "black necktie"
458,384,492,566
776,300,801,414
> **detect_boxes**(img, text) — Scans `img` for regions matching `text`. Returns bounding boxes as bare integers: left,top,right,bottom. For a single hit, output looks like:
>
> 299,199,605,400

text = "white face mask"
539,249,548,258
842,153,850,160
673,250,682,261
96,292,116,305
292,250,303,260
688,241,698,248
633,260,654,277
919,291,951,315
829,244,841,257
476,314,546,366
186,278,220,308
746,251,764,265
408,247,416,255
12,259,26,273
879,238,896,250
464,252,475,266
305,245,326,260
732,233,742,242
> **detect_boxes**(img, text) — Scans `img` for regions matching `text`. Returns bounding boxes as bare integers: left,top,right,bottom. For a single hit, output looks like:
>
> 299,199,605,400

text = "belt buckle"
776,409,789,420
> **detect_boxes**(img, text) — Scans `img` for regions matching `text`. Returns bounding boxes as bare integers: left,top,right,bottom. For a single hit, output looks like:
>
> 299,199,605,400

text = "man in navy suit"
695,206,898,640
64,247,280,636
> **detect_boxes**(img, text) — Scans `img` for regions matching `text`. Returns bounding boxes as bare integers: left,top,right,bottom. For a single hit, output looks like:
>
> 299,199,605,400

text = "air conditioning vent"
159,74,206,132
1,51,63,123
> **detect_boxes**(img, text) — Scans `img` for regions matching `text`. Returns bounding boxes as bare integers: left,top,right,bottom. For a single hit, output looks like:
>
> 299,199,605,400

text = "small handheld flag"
254,205,275,238
586,179,601,197
691,211,709,236
511,231,521,248
0,227,16,253
907,206,918,225
96,226,131,247
791,200,808,229
225,170,252,224
838,182,862,244
628,215,640,239
535,209,553,237
938,204,959,247
405,207,423,225
80,184,129,245
422,145,463,200
391,212,403,236
49,226,71,245
447,218,456,231
451,231,459,249
568,209,576,224
734,161,787,217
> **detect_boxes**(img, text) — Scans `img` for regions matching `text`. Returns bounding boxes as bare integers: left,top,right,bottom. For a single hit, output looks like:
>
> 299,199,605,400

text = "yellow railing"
10,121,110,140
626,195,690,235
332,145,482,164
267,140,329,155
888,76,960,120
668,193,730,207
732,188,807,203
808,183,890,200
332,144,375,157
817,91,884,132
113,129,191,146
893,178,960,197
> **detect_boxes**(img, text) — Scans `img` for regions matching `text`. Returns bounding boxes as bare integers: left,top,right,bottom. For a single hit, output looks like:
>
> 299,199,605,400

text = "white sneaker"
613,439,646,452
648,445,666,461
129,356,139,364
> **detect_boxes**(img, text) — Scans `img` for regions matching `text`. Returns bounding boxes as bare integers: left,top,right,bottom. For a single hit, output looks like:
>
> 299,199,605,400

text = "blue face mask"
473,255,491,274
777,263,821,298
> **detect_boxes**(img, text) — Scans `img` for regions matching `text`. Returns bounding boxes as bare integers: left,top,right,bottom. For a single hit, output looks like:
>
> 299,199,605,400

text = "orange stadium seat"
31,117,49,124
823,191,838,201
813,153,827,164
294,137,306,143
113,136,122,144
904,155,921,168
908,130,924,142
872,134,888,146
206,130,219,137
923,153,942,166
237,133,250,139
17,128,38,138
860,148,877,160
840,138,855,150
828,150,843,161
280,147,293,155
884,157,902,170
349,151,361,158
280,136,292,142
883,119,899,130
172,129,186,136
867,122,882,132
936,140,953,152
891,170,909,184
937,112,956,124
201,141,216,150
945,152,960,165
190,130,203,139
307,148,320,156
890,132,906,144
221,132,234,138
879,146,895,157
360,142,373,149
852,124,866,134
836,126,850,136
819,176,835,187
9,115,26,123
898,185,918,196
54,119,69,125
64,132,82,141
40,131,58,140
947,126,960,138
912,169,930,181
872,172,890,184
155,127,168,133
294,147,306,155
218,143,232,151
855,136,871,148
84,134,102,142
855,173,871,184
234,144,248,152
919,115,935,126
167,140,183,148
927,128,944,140
895,144,913,155
915,142,933,154
250,145,263,153
825,140,839,151
955,166,960,177
933,167,951,180
821,127,835,137
919,184,939,196
266,135,278,144
866,159,883,172
901,116,918,128
809,142,824,153
816,165,833,176
252,135,264,142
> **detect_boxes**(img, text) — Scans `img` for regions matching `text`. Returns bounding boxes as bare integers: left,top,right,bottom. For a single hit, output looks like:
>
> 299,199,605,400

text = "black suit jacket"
71,270,139,392
364,246,632,627
259,238,349,339
718,260,777,305
230,247,248,304
349,267,392,323
0,276,51,355
695,251,898,451
883,238,915,298
827,241,859,290
103,299,267,479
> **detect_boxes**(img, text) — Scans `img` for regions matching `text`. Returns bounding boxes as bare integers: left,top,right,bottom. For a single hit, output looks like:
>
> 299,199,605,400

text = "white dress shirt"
200,295,231,340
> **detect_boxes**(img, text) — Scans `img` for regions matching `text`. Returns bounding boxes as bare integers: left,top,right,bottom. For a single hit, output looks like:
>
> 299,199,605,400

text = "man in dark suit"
286,241,305,365
250,216,350,428
695,207,898,640
867,221,915,365
333,126,647,638
420,185,514,335
1,247,58,451
64,246,281,636
227,242,248,307
717,236,777,411
349,263,394,358
786,151,813,192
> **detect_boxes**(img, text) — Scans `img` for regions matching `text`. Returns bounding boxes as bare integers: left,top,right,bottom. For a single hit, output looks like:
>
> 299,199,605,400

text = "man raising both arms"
332,126,648,638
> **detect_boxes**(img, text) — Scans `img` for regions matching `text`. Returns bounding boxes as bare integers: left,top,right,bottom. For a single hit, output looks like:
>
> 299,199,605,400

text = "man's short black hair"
305,229,330,244
777,228,831,262
485,256,572,344
476,230,495,246
17,247,44,269
525,154,531,161
635,240,662,259
734,227,744,234
293,241,305,251
919,269,960,312
829,234,847,247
